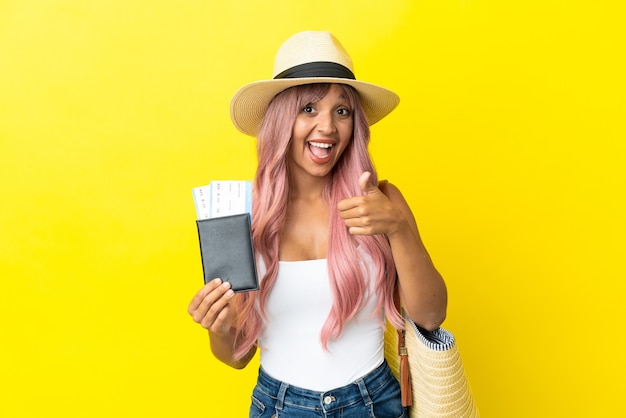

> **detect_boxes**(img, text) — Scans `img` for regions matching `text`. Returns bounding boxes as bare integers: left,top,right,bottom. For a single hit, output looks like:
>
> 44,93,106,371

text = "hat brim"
230,78,400,136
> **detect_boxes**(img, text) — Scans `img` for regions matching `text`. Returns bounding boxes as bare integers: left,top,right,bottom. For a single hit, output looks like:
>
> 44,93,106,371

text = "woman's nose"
316,111,337,134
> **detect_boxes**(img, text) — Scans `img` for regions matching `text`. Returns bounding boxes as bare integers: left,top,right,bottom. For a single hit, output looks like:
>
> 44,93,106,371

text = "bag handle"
379,180,413,407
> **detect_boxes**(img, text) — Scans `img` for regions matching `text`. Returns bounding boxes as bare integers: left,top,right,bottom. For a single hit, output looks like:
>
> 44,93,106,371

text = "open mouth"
308,141,334,158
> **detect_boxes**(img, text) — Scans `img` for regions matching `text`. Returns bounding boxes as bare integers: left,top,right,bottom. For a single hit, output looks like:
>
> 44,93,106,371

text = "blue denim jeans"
249,360,406,418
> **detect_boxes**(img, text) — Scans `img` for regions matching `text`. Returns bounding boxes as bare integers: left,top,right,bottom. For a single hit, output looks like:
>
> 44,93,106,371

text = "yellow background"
1,0,624,416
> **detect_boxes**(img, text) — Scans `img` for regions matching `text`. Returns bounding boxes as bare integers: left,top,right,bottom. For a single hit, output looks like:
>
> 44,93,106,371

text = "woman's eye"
337,107,352,116
302,105,314,113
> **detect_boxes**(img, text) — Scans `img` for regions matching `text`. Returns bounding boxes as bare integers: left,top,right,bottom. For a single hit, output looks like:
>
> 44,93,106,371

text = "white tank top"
257,257,384,391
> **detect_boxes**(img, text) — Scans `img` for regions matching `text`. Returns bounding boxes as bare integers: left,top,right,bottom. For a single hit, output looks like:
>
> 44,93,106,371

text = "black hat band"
274,61,356,80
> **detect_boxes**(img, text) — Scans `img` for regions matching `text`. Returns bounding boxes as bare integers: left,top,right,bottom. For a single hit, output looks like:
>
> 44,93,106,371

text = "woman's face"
288,84,354,180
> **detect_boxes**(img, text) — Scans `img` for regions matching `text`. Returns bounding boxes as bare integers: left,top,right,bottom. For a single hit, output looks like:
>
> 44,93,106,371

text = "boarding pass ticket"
192,180,252,220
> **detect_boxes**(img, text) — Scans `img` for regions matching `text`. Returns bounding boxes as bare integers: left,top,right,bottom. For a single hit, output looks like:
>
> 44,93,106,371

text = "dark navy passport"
196,213,258,292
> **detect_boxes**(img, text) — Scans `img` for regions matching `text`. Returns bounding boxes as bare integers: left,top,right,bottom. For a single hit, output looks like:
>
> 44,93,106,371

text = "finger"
201,287,236,331
347,226,370,236
209,305,233,334
188,278,222,314
347,219,385,236
358,171,379,194
338,202,367,219
337,196,360,213
343,208,376,233
337,172,378,212
201,281,234,315
190,280,233,324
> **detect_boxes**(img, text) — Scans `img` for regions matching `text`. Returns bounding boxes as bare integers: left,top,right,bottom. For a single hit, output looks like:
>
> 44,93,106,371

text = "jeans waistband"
256,360,393,412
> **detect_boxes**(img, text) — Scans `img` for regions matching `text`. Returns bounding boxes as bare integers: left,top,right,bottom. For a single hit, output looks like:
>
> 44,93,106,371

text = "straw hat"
230,31,400,136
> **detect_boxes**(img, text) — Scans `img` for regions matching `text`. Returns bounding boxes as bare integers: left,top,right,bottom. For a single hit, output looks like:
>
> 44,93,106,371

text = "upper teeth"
310,142,332,149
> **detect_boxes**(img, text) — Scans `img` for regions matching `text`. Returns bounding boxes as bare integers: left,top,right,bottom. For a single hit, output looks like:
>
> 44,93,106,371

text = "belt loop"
356,378,373,407
275,382,288,411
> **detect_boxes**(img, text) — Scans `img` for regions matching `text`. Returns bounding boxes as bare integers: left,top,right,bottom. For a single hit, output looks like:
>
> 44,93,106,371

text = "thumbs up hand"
337,172,402,236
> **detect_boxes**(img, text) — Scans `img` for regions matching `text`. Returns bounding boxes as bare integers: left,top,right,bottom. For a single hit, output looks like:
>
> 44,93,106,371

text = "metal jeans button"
323,395,335,405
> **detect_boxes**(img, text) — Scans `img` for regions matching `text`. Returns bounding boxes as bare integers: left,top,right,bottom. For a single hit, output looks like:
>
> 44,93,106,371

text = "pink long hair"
232,83,402,360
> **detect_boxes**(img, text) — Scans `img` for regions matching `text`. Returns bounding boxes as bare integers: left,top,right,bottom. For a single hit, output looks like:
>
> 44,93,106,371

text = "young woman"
188,31,447,417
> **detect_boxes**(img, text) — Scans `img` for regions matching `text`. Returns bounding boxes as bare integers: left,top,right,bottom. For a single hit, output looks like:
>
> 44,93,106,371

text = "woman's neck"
288,173,330,201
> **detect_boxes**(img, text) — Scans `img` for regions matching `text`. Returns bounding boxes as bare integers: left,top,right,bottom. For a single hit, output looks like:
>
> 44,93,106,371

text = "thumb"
358,171,378,194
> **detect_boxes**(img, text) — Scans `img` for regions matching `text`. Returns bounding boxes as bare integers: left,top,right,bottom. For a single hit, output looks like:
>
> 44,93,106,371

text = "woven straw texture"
229,31,400,136
384,317,479,417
